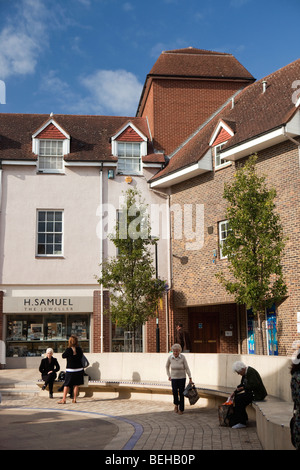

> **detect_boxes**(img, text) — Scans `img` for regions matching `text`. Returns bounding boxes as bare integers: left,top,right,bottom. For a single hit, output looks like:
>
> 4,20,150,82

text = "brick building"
150,54,300,356
1,48,300,360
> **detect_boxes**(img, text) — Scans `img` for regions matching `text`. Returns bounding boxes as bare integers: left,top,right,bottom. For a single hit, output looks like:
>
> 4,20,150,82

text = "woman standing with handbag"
58,335,84,404
166,343,192,415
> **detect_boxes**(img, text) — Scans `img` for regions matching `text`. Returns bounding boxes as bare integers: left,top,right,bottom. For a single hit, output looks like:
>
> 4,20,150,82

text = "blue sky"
0,0,299,116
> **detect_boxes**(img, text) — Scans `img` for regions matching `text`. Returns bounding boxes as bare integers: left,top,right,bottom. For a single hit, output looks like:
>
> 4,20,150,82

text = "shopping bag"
183,382,200,405
218,398,234,426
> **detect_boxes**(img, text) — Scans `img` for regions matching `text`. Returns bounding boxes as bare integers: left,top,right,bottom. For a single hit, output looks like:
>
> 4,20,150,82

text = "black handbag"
183,382,200,405
81,354,89,368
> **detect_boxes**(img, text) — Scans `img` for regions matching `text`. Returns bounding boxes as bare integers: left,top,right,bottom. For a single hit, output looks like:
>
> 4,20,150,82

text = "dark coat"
62,347,83,369
39,357,60,376
241,366,267,401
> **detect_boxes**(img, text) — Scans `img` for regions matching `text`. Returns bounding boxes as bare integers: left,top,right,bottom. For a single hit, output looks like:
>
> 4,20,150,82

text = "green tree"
216,155,287,354
97,188,165,351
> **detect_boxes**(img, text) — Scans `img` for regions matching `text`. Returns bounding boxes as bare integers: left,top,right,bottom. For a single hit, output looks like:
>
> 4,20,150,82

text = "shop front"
3,296,93,357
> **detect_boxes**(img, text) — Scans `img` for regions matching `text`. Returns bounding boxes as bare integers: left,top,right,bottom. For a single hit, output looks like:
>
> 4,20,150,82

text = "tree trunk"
132,326,136,352
256,311,266,355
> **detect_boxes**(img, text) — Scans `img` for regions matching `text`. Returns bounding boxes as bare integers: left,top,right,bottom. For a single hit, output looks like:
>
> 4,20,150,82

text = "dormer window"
39,140,64,172
117,142,141,174
209,119,235,170
32,117,70,174
111,122,147,175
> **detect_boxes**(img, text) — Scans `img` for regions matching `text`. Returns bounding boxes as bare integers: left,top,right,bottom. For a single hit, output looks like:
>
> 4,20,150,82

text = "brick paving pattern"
0,394,262,450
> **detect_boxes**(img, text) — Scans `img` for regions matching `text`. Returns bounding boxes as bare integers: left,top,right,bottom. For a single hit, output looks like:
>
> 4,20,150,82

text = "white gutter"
1,160,36,165
221,127,288,161
150,150,212,189
221,110,300,162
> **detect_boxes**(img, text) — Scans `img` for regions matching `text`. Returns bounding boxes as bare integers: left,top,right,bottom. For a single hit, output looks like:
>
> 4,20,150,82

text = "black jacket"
62,347,83,369
39,357,60,376
240,366,267,401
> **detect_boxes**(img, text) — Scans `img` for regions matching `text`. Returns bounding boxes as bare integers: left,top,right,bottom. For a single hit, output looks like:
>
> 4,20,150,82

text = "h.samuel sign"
3,296,93,313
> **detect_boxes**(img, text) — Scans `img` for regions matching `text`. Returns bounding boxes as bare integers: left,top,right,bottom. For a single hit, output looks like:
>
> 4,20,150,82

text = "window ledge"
35,256,65,259
215,161,232,172
37,171,65,175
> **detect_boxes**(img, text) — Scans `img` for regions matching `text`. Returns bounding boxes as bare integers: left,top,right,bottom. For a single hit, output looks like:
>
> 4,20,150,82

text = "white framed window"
37,210,63,256
117,142,141,174
219,220,230,259
215,143,227,168
38,140,64,172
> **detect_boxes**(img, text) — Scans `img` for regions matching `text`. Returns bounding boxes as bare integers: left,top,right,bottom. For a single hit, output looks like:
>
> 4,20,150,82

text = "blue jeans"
171,378,186,412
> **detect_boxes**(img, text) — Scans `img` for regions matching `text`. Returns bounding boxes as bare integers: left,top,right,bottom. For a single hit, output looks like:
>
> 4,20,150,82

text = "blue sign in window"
247,305,278,355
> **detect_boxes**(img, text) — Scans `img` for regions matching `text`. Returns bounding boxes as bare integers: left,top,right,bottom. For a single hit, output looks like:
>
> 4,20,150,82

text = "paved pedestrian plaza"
0,393,262,451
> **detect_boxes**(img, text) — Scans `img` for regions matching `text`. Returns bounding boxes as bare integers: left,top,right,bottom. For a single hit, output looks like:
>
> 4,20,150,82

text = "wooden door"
189,312,220,353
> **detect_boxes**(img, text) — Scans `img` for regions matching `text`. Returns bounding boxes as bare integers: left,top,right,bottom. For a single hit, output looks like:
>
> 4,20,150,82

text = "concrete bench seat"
252,395,294,450
36,379,234,400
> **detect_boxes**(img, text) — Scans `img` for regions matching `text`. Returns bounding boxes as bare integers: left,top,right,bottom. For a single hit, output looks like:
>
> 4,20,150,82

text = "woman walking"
58,335,84,404
166,343,192,414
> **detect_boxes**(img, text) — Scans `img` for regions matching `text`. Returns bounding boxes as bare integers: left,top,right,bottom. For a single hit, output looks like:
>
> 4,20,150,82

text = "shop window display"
6,314,89,357
111,324,143,352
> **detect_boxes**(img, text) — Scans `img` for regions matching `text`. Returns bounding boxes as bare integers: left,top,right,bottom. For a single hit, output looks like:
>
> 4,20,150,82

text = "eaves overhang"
221,115,300,162
150,149,212,189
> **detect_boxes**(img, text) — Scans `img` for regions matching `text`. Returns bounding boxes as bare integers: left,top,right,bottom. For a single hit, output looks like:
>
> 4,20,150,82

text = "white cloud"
38,68,143,116
1,0,143,115
0,0,49,79
80,69,143,116
40,70,76,101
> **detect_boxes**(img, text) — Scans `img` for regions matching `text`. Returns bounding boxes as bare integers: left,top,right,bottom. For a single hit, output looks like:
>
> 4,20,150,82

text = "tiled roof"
221,58,300,151
151,58,300,183
149,47,255,80
142,153,165,163
0,114,151,162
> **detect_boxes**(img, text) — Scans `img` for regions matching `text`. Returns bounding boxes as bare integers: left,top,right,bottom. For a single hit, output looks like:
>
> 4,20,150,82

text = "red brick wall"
169,139,300,356
141,82,154,139
93,290,110,352
143,79,249,155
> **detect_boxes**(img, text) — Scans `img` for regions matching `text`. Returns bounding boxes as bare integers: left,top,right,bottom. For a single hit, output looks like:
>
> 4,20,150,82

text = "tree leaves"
97,188,165,349
216,154,287,315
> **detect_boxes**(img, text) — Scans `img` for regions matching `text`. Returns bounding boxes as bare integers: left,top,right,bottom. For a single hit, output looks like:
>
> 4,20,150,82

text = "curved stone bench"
252,396,295,450
36,378,295,450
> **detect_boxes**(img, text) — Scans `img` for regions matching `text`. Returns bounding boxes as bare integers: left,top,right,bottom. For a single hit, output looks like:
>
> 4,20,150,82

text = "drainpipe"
99,164,104,353
283,127,300,165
